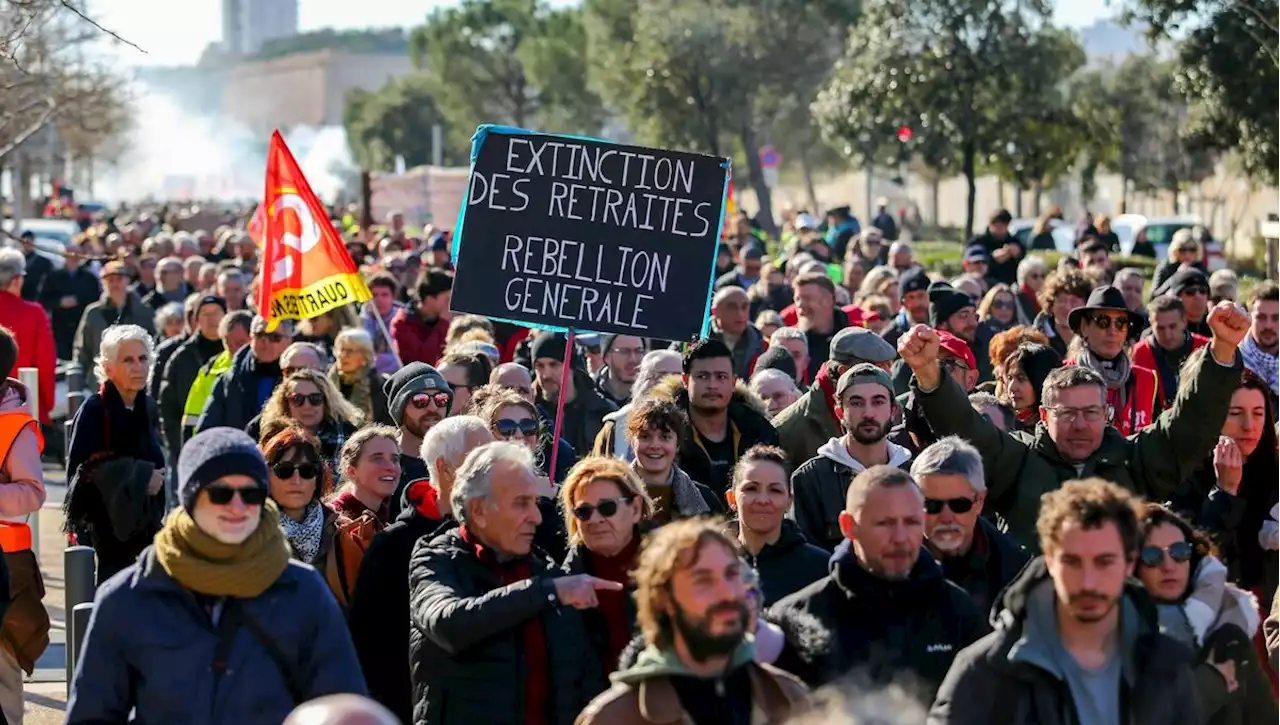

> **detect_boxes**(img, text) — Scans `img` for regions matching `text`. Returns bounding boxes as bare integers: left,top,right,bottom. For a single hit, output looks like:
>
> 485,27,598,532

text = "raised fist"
897,324,941,372
1207,301,1251,349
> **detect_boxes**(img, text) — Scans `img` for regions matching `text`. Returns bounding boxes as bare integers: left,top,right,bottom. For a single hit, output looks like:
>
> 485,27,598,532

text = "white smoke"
95,83,356,204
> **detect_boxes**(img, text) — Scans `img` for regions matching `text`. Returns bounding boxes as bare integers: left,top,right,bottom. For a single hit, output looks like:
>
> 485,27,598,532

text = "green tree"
343,75,464,172
586,0,857,235
410,0,604,154
1123,0,1278,184
815,0,1084,238
256,28,410,59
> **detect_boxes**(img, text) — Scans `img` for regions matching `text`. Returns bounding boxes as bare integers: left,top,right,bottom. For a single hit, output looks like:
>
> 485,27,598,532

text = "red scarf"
458,525,549,725
404,479,442,521
1020,284,1042,315
585,535,641,674
814,361,839,423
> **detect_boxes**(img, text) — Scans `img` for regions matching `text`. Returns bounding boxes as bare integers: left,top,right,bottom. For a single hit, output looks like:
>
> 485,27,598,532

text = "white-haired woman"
154,301,185,342
329,328,392,426
64,324,167,582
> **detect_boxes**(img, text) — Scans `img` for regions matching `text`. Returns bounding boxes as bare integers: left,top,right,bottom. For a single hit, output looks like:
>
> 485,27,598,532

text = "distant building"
222,0,299,55
221,49,412,132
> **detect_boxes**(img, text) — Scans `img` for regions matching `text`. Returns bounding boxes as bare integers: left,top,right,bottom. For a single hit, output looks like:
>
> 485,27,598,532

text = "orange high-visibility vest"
0,410,43,553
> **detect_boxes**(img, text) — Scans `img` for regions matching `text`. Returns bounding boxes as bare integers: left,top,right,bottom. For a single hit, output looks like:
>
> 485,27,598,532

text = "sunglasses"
924,497,976,515
572,495,635,522
1179,286,1209,296
991,300,1015,311
254,332,287,343
1139,541,1194,568
495,418,539,438
410,392,451,409
271,462,319,480
1088,315,1130,331
288,392,325,408
205,486,269,506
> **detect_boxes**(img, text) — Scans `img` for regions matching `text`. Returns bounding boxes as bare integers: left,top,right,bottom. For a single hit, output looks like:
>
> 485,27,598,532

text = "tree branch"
58,0,146,54
0,98,55,159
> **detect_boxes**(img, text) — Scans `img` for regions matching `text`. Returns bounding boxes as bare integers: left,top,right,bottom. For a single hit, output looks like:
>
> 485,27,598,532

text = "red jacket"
1065,356,1162,436
389,307,448,366
1131,333,1210,408
779,303,873,328
0,291,55,422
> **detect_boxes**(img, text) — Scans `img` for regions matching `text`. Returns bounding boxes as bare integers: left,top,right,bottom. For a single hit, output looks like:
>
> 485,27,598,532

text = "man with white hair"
408,441,611,724
349,416,491,724
750,368,801,417
910,436,1029,612
284,695,399,725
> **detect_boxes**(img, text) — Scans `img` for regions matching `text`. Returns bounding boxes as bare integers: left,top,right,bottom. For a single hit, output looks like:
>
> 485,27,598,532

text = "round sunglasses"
410,392,452,409
572,495,635,522
271,462,319,480
495,418,539,438
205,486,268,506
1139,541,1194,568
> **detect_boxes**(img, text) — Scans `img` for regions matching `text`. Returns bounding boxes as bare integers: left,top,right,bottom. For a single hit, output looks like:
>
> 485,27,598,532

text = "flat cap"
830,326,897,365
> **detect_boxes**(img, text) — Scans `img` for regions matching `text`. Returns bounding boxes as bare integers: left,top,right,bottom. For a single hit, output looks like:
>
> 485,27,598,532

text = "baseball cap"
835,363,895,399
830,326,897,365
936,330,977,371
101,260,129,278
962,245,991,264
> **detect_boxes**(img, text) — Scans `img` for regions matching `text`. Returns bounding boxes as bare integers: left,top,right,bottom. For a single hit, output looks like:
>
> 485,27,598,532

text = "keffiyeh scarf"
279,501,326,564
1241,334,1279,396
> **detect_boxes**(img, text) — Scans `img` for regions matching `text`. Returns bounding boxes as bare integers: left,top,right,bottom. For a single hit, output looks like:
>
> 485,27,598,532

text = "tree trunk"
1032,182,1043,216
800,146,819,213
962,142,977,240
929,175,940,227
738,122,776,238
1014,186,1023,218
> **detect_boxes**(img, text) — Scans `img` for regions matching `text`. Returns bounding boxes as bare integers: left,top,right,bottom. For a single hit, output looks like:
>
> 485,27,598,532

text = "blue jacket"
196,345,283,433
67,548,366,725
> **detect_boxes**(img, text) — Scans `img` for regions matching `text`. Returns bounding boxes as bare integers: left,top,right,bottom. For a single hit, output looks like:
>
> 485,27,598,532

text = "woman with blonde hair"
251,368,361,475
560,456,655,676
329,328,392,426
1154,228,1206,289
1028,206,1062,251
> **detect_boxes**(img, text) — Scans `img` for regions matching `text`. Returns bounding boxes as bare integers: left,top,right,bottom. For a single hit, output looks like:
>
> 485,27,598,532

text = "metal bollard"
18,368,40,560
68,602,94,696
64,546,97,685
67,389,84,422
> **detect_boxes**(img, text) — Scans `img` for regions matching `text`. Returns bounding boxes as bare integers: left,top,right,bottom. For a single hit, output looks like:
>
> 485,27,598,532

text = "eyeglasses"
1046,405,1106,423
1088,315,1130,331
271,462,319,480
924,497,976,515
288,392,325,408
572,495,636,521
1179,285,1209,297
205,486,269,506
254,332,286,343
1139,541,1194,568
410,392,451,409
494,418,539,438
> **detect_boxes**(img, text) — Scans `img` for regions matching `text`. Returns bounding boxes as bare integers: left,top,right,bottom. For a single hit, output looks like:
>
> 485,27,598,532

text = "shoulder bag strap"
238,604,307,705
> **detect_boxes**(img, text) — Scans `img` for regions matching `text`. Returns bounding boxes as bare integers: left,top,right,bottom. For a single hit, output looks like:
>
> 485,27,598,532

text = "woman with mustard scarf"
66,428,366,725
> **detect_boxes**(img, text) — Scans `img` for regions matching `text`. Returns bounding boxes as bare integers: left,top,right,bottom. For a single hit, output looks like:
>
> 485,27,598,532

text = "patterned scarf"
279,501,326,564
1241,334,1279,396
1074,347,1132,423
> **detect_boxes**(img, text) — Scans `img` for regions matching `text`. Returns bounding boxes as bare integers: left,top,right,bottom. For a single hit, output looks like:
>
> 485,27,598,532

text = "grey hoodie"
790,436,914,551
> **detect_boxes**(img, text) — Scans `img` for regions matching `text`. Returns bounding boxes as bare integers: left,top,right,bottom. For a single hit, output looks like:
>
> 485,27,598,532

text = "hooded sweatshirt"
611,642,757,725
790,435,913,551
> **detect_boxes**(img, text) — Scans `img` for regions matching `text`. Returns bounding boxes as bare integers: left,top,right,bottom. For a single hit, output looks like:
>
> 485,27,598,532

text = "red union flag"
258,130,369,330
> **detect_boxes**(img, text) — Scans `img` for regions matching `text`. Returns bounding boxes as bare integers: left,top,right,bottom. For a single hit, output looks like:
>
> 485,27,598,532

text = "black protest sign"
450,126,730,341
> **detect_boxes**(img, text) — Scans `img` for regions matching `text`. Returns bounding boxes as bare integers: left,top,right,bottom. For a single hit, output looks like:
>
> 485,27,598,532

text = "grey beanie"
383,362,453,423
179,427,270,514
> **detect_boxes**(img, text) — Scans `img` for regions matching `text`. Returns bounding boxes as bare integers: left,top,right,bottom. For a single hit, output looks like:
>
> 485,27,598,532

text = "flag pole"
546,330,575,481
370,307,404,368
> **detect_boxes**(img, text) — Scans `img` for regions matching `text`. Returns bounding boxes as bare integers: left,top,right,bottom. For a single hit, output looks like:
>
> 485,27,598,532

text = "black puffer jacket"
728,519,831,607
772,540,987,698
928,559,1201,725
348,481,448,725
651,377,779,497
407,528,604,725
158,333,223,463
934,516,1031,614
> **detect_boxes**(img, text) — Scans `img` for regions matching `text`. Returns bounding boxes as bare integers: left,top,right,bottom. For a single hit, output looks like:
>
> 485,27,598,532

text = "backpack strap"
213,599,307,704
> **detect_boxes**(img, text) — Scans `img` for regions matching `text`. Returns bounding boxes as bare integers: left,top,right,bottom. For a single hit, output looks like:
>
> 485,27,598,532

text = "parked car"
1010,217,1076,254
1112,214,1226,270
0,218,73,270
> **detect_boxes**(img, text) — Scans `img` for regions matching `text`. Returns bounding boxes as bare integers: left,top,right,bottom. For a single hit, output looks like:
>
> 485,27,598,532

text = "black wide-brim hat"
1067,285,1142,338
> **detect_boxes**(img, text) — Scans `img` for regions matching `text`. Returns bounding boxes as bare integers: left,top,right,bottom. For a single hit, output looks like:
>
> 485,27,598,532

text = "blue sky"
93,0,1118,68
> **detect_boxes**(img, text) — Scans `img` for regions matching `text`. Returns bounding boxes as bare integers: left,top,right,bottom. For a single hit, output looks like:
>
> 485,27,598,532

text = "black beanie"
529,331,569,363
383,362,453,423
929,286,974,328
899,267,930,296
753,345,798,383
179,428,270,514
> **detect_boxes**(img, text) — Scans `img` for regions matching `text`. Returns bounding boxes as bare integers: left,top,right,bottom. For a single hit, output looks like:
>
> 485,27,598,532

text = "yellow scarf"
153,500,292,598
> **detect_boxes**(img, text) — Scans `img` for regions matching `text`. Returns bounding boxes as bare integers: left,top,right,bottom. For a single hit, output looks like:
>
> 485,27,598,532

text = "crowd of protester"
0,201,1276,725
